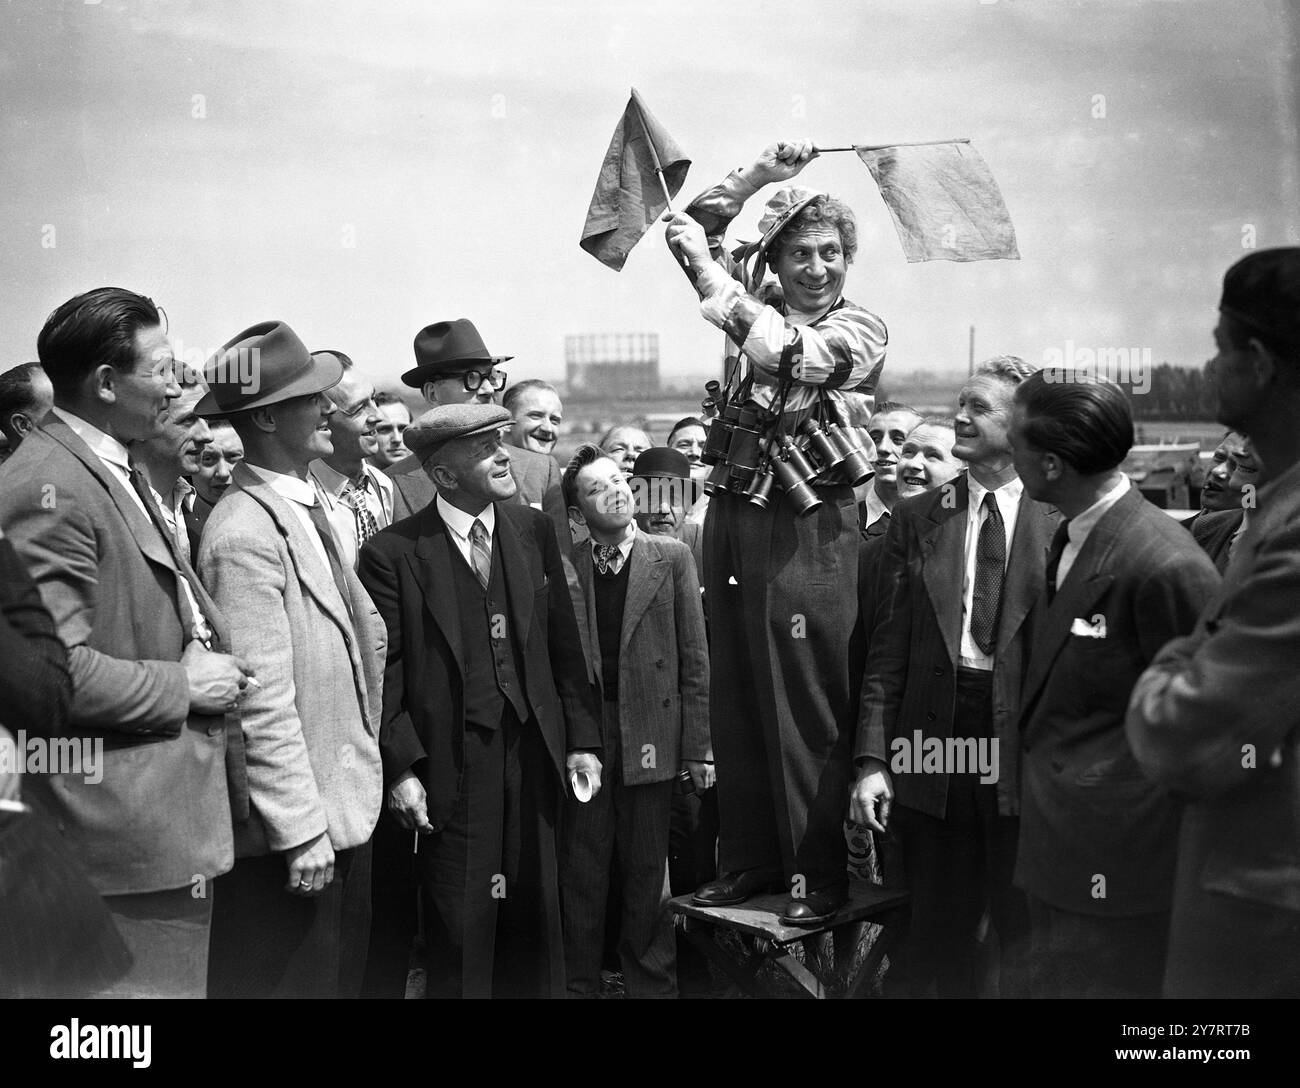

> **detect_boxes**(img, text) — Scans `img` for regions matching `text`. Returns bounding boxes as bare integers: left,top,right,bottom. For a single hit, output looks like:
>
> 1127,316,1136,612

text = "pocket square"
1070,615,1107,639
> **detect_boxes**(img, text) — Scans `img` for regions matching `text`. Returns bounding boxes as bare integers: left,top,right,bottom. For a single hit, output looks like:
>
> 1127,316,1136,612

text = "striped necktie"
469,519,492,590
346,473,381,545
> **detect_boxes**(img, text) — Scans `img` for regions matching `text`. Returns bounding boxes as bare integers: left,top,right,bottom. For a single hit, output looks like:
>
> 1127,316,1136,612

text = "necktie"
306,499,356,624
593,542,620,576
1044,520,1070,602
469,519,492,590
127,464,213,647
346,474,381,545
970,491,1006,655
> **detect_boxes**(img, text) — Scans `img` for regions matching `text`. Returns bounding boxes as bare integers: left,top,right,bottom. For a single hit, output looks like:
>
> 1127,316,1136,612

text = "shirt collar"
1067,474,1131,544
864,486,890,525
52,407,133,474
967,473,1024,511
436,493,496,542
590,523,636,563
246,464,325,509
310,458,354,499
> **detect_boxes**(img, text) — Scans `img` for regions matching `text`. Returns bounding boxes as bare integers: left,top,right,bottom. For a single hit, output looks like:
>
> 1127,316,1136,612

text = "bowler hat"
195,321,342,417
404,403,513,462
401,318,514,388
632,446,692,481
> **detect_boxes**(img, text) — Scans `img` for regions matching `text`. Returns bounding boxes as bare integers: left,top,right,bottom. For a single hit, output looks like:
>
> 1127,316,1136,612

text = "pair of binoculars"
796,418,873,486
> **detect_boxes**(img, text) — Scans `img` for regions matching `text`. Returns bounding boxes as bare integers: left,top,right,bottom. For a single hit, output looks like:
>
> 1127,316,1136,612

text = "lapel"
494,505,537,650
1019,488,1140,711
995,498,1059,655
575,542,601,675
229,464,355,640
620,532,668,655
919,473,969,666
411,503,465,675
42,418,178,574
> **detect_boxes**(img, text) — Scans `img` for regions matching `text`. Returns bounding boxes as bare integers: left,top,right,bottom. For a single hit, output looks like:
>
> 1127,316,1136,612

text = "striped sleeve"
699,287,888,393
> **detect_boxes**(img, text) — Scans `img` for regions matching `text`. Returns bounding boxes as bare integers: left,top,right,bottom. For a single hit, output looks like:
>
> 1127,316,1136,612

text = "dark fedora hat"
195,321,343,417
401,318,514,388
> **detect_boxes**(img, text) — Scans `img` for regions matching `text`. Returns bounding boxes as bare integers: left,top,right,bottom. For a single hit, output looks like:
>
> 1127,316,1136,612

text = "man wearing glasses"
385,320,569,551
310,349,395,569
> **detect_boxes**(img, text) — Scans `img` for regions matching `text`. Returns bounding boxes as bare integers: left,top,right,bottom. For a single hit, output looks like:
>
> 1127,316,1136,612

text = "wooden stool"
669,880,910,999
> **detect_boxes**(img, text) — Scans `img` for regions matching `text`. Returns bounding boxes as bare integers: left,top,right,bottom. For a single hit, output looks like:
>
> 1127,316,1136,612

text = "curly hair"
974,355,1039,387
768,195,858,265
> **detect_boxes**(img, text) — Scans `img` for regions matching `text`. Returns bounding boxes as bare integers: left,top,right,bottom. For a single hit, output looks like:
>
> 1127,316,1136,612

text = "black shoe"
692,868,783,907
780,886,848,927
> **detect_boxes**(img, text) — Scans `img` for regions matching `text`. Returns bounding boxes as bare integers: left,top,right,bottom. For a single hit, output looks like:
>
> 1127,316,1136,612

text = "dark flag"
580,88,689,271
854,140,1020,262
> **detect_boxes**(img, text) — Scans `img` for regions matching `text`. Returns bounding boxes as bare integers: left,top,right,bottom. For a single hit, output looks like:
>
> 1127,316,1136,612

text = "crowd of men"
1,138,1298,1001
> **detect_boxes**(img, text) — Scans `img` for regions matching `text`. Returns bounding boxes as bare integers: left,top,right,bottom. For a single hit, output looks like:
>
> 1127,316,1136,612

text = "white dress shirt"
437,494,496,570
1054,474,1131,590
863,486,890,530
245,465,332,570
311,460,394,569
52,407,212,644
960,475,1024,670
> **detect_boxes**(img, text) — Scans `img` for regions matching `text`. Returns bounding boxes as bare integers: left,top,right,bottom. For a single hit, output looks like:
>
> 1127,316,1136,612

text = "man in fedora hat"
196,321,385,998
358,402,601,998
0,287,251,997
660,139,886,926
385,318,570,550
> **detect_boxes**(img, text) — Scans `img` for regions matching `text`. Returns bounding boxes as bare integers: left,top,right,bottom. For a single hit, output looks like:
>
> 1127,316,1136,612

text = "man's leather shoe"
692,868,783,907
780,886,848,927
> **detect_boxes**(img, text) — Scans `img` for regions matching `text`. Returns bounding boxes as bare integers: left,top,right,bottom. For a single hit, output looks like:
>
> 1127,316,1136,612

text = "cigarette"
412,829,419,855
244,676,262,690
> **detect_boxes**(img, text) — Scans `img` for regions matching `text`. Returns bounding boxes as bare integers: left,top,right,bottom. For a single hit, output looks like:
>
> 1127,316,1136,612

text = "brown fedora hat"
195,321,344,417
400,318,513,388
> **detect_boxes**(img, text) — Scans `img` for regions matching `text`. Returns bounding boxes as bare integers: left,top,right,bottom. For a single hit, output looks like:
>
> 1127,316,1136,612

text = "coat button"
662,698,671,707
657,658,665,668
926,711,936,722
932,666,944,676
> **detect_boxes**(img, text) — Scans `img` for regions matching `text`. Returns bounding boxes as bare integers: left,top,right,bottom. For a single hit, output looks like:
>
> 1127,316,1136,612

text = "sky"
0,0,1296,391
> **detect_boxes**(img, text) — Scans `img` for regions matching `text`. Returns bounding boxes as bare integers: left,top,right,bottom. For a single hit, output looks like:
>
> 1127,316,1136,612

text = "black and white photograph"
0,0,1295,1069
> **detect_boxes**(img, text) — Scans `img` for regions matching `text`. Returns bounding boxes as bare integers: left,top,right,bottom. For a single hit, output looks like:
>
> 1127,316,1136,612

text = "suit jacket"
0,418,240,894
357,501,601,832
386,444,572,553
1189,507,1243,574
198,463,385,857
1016,486,1219,915
1127,457,1300,923
857,473,1059,819
569,532,710,784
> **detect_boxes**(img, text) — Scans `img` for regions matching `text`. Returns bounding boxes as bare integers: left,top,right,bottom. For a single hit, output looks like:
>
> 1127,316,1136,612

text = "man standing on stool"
663,138,886,925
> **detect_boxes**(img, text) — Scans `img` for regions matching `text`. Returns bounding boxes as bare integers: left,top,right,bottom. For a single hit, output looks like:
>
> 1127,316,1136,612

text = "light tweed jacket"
199,463,385,857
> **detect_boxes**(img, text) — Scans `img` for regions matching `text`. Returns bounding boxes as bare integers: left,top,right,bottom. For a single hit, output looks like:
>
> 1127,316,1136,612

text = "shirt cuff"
699,274,743,327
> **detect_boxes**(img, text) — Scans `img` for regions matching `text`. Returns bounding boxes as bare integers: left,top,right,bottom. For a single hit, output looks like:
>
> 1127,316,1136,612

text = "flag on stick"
580,88,690,271
852,140,1019,262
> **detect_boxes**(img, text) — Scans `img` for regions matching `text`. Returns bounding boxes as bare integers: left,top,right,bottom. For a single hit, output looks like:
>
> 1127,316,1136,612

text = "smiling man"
134,376,212,559
853,356,1057,997
358,403,601,998
863,401,923,533
896,417,964,500
197,321,385,999
504,379,564,456
311,350,394,570
663,138,886,927
598,423,653,478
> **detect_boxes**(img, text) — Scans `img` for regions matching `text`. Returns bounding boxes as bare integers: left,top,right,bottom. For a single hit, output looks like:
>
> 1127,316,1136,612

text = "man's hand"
566,750,603,801
182,640,253,715
387,769,434,834
849,757,894,833
285,830,334,896
662,211,713,273
750,138,818,186
683,759,715,792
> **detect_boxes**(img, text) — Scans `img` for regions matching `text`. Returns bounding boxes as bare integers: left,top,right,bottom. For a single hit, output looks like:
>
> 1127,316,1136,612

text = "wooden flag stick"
814,137,971,153
629,88,676,213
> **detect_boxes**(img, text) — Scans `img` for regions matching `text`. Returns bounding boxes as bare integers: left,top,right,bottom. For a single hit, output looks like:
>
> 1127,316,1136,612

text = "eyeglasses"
451,367,507,393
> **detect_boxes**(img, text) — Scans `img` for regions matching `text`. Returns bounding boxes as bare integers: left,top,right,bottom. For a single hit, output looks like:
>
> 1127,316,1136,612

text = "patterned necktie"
306,499,356,625
970,491,1006,655
1044,520,1070,602
593,542,620,576
469,519,492,590
346,473,381,545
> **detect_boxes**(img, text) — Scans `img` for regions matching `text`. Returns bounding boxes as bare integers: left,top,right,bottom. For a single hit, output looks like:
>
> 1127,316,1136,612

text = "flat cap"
404,402,512,462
